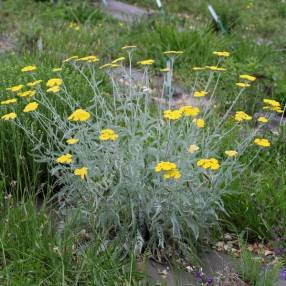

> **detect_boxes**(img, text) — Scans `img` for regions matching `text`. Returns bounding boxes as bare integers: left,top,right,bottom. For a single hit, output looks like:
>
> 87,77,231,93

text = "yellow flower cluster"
254,138,271,147
74,167,88,179
163,109,182,120
137,59,155,66
193,118,205,128
164,50,184,55
68,109,91,122
239,74,256,82
194,90,208,97
6,85,24,92
112,57,125,64
27,80,42,87
234,111,252,122
179,106,200,117
66,138,79,145
225,150,238,157
188,144,200,154
257,116,268,123
121,45,137,50
99,129,118,141
206,66,227,72
63,56,78,63
197,158,220,170
23,102,39,113
78,55,99,63
235,82,250,88
21,65,37,72
263,99,283,113
18,90,36,98
56,153,73,164
1,112,17,121
213,51,230,57
1,98,17,105
155,161,181,180
46,78,63,93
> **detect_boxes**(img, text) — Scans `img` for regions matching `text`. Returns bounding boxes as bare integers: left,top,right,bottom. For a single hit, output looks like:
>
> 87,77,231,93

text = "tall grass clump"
1,49,282,258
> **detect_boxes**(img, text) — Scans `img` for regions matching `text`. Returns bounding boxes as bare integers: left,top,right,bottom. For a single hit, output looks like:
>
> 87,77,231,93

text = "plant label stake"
208,4,227,34
155,0,162,9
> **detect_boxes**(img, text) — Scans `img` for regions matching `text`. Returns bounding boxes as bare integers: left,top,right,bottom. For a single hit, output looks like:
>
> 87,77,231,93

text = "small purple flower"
279,268,286,280
274,247,285,256
207,277,213,284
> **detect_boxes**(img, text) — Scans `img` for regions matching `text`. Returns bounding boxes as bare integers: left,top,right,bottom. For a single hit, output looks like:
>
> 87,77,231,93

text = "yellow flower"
121,45,137,50
52,67,62,72
197,158,220,170
163,168,181,180
263,106,283,113
1,112,17,121
235,82,250,88
1,98,17,105
193,118,205,128
6,85,24,92
160,68,171,72
239,74,256,81
23,102,38,112
47,86,61,93
99,129,118,141
74,167,88,179
206,66,227,71
68,109,91,122
258,116,268,123
78,55,99,63
47,78,63,87
56,153,73,164
17,90,36,98
225,150,238,157
213,51,230,57
66,138,79,145
263,99,281,108
194,90,208,97
112,57,125,64
163,109,182,120
137,59,155,65
192,67,206,71
155,161,177,172
254,138,271,147
164,50,184,55
188,144,200,154
63,56,78,63
69,22,80,31
234,111,252,122
27,80,42,87
179,106,200,117
21,65,37,72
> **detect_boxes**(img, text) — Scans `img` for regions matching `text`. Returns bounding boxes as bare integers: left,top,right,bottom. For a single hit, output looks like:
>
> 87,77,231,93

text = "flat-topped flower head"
63,56,78,63
23,102,39,112
1,98,17,105
193,118,205,128
192,67,206,71
225,150,238,157
236,82,250,88
46,78,63,87
17,90,36,98
194,90,208,97
239,74,256,81
21,65,37,72
263,99,281,108
155,161,177,172
78,55,99,63
213,51,230,57
99,129,118,141
66,138,79,145
121,45,137,50
197,158,220,170
179,106,200,117
254,138,271,147
188,144,200,154
56,153,73,164
52,67,62,72
234,111,252,122
47,86,61,93
206,66,227,71
258,116,268,123
164,50,184,55
163,168,181,180
137,59,154,66
74,167,88,180
163,109,182,120
6,85,24,92
27,80,42,87
1,112,17,121
160,68,171,72
112,57,125,64
68,109,91,122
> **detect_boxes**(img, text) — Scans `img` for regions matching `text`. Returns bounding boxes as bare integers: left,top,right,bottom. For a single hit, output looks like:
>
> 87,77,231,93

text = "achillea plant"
1,50,278,258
